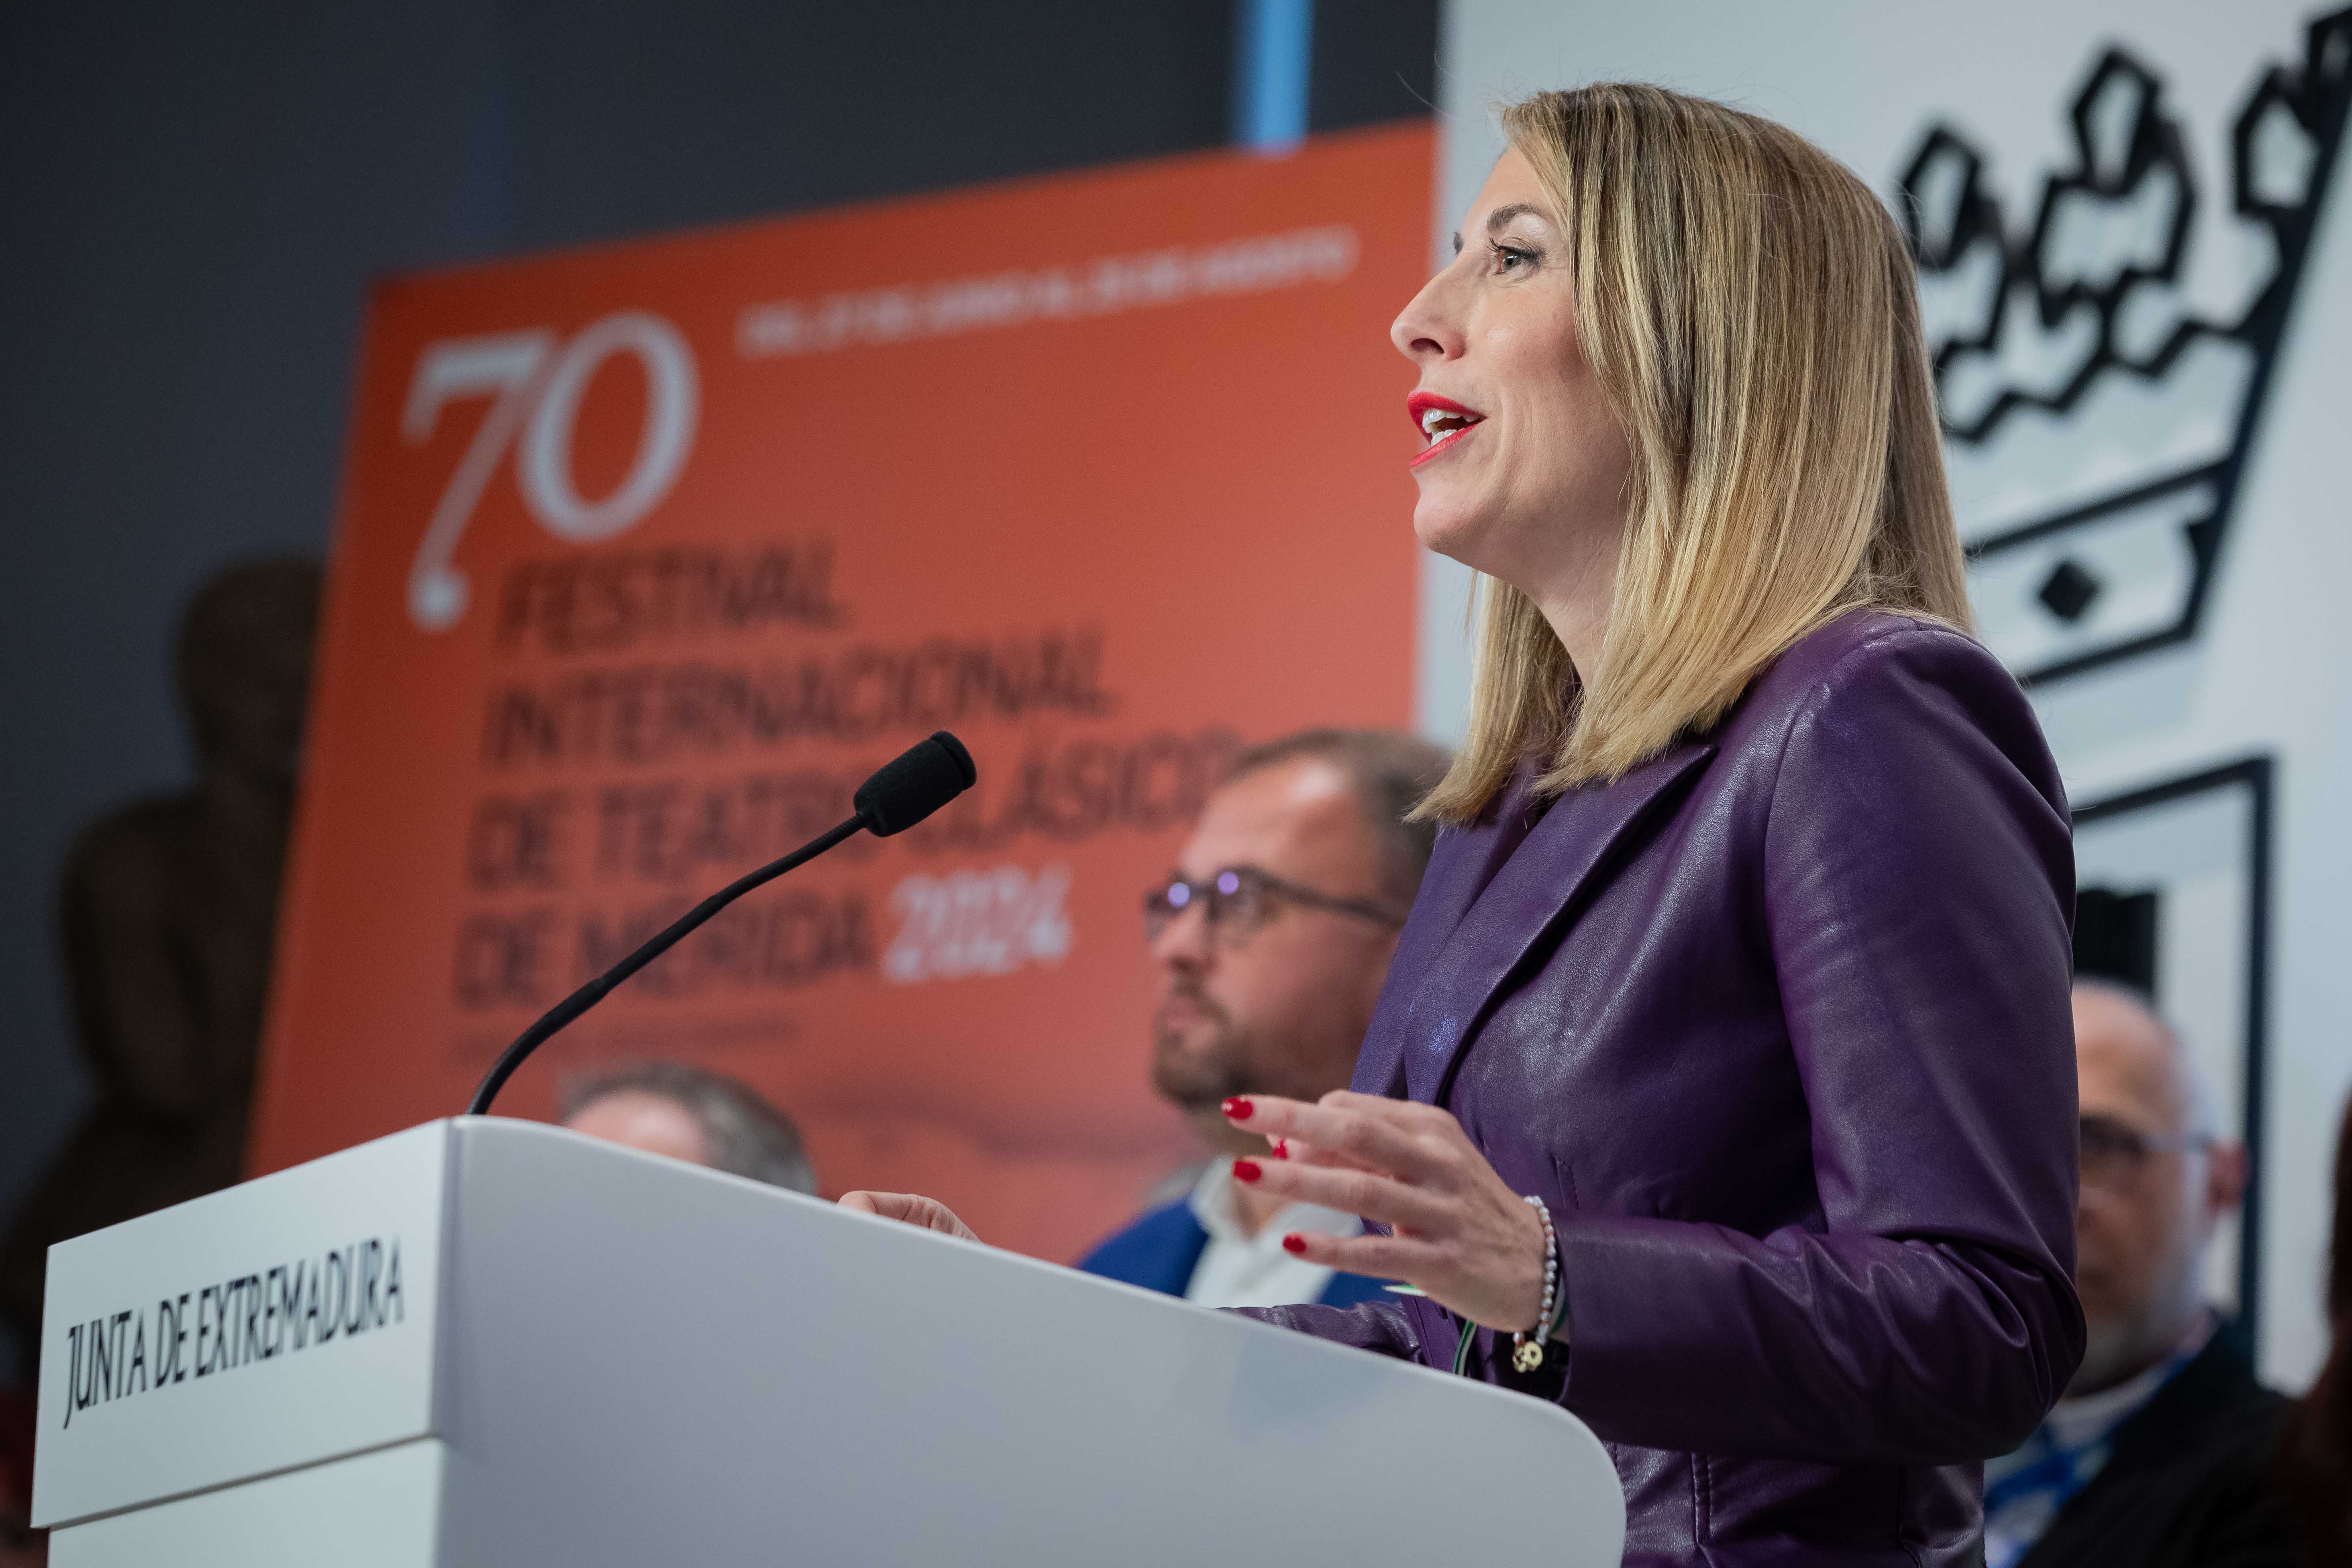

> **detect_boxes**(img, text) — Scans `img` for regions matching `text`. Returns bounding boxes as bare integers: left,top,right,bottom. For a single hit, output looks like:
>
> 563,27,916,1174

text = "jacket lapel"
1349,781,1530,1097
1401,741,1716,1105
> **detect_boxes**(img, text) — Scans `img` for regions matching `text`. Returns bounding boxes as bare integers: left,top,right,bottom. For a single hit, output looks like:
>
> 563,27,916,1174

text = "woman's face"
1391,149,1632,607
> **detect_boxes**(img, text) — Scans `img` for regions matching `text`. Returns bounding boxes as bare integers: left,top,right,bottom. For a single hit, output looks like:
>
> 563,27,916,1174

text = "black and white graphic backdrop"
1903,13,2350,685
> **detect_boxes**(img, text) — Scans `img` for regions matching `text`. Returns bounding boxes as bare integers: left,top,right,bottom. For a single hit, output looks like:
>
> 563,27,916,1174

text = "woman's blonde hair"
1417,84,1971,824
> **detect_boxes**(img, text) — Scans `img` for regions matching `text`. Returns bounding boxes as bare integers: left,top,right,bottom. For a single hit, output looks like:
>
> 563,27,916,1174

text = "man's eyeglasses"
2080,1113,2210,1187
1142,865,1407,945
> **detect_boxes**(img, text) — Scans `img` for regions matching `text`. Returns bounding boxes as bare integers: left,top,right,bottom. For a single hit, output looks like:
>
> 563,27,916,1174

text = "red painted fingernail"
1271,1138,1289,1159
1232,1159,1262,1183
1282,1233,1308,1254
1223,1096,1254,1120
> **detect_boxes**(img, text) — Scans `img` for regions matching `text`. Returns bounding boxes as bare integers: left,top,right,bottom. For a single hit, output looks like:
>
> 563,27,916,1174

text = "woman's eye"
1488,242,1538,274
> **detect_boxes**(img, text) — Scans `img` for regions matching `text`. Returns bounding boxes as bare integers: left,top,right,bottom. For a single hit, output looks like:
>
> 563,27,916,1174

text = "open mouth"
1407,392,1485,465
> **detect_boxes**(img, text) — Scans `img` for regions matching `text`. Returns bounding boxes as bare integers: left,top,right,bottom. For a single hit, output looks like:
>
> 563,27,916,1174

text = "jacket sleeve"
1545,623,2084,1464
1234,1300,1423,1362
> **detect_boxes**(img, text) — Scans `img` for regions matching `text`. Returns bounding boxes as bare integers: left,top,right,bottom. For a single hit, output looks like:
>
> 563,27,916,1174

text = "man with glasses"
1983,979,2298,1568
1077,729,1448,1310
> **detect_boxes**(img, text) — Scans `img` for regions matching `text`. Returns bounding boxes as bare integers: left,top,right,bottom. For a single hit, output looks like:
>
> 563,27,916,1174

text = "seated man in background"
1080,728,1447,1310
1984,980,2299,1568
561,1060,819,1196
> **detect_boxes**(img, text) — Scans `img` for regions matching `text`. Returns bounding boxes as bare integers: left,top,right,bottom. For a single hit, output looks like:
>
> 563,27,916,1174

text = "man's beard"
1150,981,1260,1113
2068,1254,2205,1396
2072,1313,2166,1397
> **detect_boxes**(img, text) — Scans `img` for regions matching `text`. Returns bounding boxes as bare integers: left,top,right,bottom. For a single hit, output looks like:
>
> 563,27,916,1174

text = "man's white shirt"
1180,1158,1364,1309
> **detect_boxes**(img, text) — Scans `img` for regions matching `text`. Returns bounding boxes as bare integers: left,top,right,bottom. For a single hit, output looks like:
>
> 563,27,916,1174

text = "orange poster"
253,123,1432,1264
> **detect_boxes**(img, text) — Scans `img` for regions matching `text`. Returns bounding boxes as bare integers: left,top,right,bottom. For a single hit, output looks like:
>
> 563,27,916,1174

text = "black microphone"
464,730,976,1116
855,730,975,834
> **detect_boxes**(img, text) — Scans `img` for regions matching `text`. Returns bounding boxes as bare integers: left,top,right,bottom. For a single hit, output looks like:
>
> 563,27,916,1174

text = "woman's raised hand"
1225,1090,1551,1334
837,1190,982,1242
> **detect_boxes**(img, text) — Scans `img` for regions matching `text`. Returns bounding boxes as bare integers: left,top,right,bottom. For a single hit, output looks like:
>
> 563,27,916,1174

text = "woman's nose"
1391,270,1463,363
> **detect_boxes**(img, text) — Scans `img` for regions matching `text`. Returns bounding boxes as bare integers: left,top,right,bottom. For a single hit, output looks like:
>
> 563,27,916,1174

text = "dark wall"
0,0,1434,1378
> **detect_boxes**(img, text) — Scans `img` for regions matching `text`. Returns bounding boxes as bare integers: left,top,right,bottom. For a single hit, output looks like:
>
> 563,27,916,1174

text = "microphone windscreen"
855,731,977,837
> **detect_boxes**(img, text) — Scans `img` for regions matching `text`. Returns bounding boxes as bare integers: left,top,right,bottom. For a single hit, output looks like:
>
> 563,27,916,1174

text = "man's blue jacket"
1075,1198,1391,1307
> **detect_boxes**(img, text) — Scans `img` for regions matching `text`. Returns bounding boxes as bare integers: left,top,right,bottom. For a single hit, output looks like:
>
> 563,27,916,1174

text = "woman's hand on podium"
1224,1091,1552,1336
837,1190,982,1242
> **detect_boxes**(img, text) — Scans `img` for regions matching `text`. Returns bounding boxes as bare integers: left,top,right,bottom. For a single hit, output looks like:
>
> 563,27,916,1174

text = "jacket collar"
1397,739,1716,1105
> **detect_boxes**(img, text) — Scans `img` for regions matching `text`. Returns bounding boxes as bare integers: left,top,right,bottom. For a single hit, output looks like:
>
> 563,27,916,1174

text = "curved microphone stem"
465,811,871,1117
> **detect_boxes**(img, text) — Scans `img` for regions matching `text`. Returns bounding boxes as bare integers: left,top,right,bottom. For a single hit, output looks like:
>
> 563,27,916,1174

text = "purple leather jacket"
1252,611,2082,1565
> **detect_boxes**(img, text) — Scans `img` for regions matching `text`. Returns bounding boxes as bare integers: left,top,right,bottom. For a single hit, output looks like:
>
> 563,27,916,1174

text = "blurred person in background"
1983,980,2298,1568
561,1060,820,1195
1077,730,1447,1309
2282,1090,2352,1563
0,557,320,1381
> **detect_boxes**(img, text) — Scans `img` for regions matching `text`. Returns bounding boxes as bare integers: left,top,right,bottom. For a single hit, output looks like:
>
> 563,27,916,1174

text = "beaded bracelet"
1447,1193,1564,1378
1544,1250,1573,1343
1512,1195,1559,1373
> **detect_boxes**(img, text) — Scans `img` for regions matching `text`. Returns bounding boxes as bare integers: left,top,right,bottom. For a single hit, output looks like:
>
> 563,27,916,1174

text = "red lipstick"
1407,391,1485,469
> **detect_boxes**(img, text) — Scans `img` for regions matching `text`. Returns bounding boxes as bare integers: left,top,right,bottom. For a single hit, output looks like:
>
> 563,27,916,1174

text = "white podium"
33,1118,1624,1565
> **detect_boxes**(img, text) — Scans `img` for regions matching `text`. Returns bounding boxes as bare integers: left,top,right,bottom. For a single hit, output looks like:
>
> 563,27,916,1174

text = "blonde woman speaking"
848,84,2081,1567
